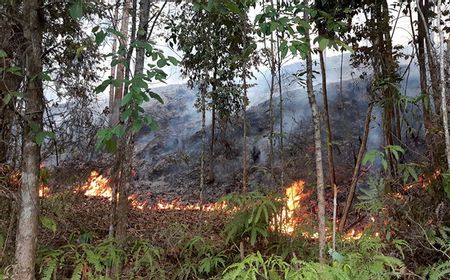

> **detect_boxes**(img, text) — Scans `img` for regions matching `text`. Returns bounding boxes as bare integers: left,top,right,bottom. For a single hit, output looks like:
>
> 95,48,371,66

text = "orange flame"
77,170,227,212
39,185,50,197
78,171,111,199
274,180,305,234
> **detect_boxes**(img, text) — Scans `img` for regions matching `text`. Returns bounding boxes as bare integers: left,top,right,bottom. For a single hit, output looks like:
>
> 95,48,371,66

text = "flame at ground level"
273,180,305,234
76,171,226,211
70,172,377,240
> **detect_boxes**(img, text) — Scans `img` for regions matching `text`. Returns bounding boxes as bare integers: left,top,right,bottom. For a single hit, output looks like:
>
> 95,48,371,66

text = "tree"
436,1,450,170
169,1,256,187
13,0,44,278
305,26,326,263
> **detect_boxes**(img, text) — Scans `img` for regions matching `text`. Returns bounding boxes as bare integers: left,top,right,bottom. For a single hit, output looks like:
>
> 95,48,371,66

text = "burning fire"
39,185,50,197
77,170,226,211
77,171,111,199
274,180,305,234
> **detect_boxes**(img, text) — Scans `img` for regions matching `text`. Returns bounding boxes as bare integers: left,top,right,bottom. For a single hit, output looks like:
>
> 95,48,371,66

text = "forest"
0,0,450,279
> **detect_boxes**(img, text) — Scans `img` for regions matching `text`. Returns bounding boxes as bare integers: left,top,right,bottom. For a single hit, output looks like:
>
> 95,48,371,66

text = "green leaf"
69,0,83,19
95,30,107,45
167,56,179,66
95,79,112,93
0,49,7,58
121,92,133,106
223,0,241,14
40,216,57,233
3,94,11,105
157,59,167,68
131,120,143,133
362,150,381,165
36,131,55,146
382,159,388,171
148,91,164,104
319,37,329,51
106,27,125,38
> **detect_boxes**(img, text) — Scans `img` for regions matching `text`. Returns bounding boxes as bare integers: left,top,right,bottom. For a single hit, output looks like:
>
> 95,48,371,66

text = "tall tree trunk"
268,36,275,186
242,92,248,193
339,103,373,232
410,1,434,165
436,1,450,169
14,0,44,278
108,0,120,112
109,0,131,240
200,80,206,202
276,17,284,189
319,50,337,250
208,104,216,183
305,11,326,262
110,0,131,126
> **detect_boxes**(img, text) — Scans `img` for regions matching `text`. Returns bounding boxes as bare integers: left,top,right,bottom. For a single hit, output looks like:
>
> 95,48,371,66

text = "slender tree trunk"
109,0,131,240
208,104,216,183
417,0,441,116
110,0,131,126
109,0,120,112
200,81,206,202
305,16,326,262
436,1,450,169
14,0,44,278
276,20,284,190
319,50,337,250
339,103,373,232
242,93,248,193
268,38,275,186
410,2,434,165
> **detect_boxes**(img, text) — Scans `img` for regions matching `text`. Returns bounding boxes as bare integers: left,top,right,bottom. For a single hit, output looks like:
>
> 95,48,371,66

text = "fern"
428,260,450,280
355,177,385,213
222,192,281,246
70,262,84,280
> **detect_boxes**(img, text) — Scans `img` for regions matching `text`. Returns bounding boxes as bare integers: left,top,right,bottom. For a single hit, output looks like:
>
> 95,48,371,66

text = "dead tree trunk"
339,103,373,232
13,0,44,278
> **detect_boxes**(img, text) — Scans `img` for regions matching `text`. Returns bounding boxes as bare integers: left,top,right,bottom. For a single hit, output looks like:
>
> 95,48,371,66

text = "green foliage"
94,31,172,151
255,3,352,60
69,0,83,19
39,216,57,234
168,1,257,122
222,236,404,279
355,177,385,213
426,260,450,280
38,236,163,279
127,239,163,279
363,145,405,172
177,236,227,279
441,171,450,199
220,192,282,246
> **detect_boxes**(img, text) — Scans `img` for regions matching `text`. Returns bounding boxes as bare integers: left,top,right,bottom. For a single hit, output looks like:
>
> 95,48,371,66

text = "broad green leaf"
157,59,166,68
95,30,107,45
0,49,7,58
148,91,164,104
319,37,329,51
